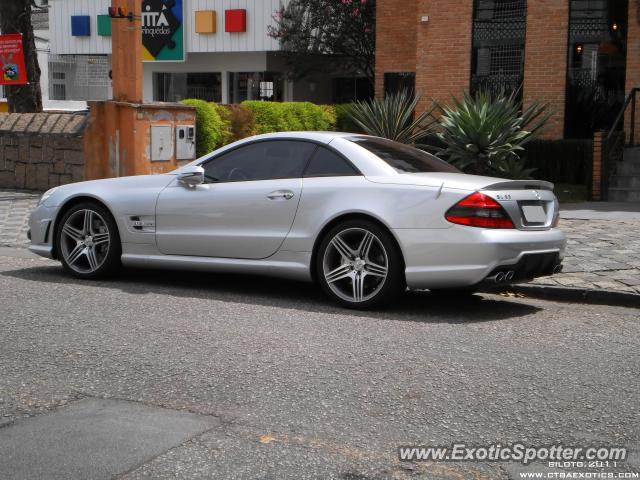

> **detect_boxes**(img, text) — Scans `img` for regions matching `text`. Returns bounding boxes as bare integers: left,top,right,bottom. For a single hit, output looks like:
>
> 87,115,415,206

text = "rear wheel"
316,220,405,309
55,202,121,279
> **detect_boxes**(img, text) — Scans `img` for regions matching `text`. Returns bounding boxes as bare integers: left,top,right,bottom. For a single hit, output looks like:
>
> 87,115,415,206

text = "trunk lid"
480,181,558,231
366,173,558,231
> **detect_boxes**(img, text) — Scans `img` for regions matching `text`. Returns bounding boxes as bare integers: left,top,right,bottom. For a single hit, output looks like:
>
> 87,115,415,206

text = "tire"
55,201,121,279
316,219,405,309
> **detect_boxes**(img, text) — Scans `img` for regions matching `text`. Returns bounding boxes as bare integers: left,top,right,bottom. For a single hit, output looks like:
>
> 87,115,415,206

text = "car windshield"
348,136,461,174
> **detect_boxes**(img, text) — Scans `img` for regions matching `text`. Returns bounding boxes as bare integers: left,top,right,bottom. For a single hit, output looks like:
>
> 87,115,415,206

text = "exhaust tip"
495,272,505,283
553,264,564,274
505,271,515,282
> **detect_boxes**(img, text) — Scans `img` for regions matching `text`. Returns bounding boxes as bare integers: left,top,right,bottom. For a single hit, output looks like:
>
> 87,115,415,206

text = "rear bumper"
393,226,567,290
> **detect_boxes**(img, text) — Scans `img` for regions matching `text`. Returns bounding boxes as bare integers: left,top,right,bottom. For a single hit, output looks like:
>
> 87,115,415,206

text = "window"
203,141,317,183
332,77,374,103
228,72,283,102
470,0,527,97
384,73,416,96
153,72,222,102
304,147,359,178
565,0,628,138
51,84,67,100
348,137,461,174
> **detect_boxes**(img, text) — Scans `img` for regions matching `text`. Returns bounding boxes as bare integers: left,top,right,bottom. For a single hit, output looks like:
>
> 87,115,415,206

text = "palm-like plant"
347,90,438,145
436,90,550,177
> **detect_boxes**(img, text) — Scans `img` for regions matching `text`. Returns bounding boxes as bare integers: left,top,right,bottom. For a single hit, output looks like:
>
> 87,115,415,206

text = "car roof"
246,131,356,143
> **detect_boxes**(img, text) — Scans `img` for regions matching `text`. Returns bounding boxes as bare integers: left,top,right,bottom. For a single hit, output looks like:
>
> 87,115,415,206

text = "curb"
508,284,640,309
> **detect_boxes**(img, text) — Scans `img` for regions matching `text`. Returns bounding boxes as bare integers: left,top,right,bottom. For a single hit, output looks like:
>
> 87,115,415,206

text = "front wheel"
316,220,405,309
55,202,121,279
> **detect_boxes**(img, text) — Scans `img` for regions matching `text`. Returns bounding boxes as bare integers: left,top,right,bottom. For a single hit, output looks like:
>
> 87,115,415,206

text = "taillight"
445,192,515,229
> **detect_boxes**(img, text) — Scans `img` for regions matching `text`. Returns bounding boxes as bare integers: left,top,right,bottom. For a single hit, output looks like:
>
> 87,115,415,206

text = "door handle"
267,190,295,200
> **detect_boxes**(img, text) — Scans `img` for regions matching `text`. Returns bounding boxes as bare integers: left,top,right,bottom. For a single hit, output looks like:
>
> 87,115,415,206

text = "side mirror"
177,165,204,187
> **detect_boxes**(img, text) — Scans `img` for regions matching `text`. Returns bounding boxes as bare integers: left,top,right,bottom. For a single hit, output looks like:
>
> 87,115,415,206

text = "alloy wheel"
60,209,111,274
322,228,389,303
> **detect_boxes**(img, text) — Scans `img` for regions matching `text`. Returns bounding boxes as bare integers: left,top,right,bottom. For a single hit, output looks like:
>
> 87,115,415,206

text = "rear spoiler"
482,180,554,191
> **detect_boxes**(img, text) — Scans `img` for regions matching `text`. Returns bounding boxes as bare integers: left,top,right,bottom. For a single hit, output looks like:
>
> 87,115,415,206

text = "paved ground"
0,189,39,247
1,189,639,297
0,250,638,479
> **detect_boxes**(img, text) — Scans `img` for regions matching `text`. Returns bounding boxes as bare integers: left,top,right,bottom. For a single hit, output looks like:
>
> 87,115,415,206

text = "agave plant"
491,156,537,180
435,90,550,177
347,90,438,145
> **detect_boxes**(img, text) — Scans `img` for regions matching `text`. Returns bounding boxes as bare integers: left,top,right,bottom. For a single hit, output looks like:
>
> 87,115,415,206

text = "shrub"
347,90,438,144
180,99,225,157
212,103,232,146
334,104,362,133
288,102,331,130
242,101,288,134
435,90,550,178
319,105,337,131
242,101,332,134
281,103,304,131
224,104,257,142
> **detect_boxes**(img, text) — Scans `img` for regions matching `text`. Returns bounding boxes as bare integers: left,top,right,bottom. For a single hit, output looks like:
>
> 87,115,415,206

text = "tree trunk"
0,0,42,113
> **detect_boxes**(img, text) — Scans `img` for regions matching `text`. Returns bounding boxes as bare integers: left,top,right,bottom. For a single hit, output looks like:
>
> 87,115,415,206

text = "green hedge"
181,100,350,153
180,99,225,157
214,104,257,143
333,104,362,133
242,101,335,134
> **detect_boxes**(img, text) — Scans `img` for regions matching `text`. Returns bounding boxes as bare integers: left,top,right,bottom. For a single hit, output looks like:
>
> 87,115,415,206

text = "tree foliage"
268,0,375,86
0,0,43,112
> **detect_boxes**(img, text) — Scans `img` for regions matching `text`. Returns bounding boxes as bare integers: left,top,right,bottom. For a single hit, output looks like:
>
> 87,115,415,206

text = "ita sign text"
142,0,184,62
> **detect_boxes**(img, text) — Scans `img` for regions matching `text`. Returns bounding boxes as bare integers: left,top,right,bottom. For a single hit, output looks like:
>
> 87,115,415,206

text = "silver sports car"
28,132,566,308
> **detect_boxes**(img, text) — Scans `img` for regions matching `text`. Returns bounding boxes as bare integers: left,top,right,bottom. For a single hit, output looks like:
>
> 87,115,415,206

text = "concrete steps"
608,147,640,201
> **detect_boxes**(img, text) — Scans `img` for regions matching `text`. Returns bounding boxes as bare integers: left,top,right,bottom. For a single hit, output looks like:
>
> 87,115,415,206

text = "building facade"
47,0,366,105
376,0,640,140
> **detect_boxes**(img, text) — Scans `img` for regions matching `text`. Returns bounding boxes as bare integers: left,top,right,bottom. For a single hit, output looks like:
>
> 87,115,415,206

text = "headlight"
38,187,58,206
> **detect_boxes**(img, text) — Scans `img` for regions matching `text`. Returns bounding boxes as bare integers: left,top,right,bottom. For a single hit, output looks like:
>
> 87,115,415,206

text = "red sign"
0,34,28,85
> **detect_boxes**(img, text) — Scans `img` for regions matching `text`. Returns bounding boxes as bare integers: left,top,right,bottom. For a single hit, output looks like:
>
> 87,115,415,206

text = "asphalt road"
0,249,638,479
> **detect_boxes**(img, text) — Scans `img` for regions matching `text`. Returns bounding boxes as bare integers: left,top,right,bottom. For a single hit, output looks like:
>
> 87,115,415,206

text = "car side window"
203,141,317,183
303,147,359,178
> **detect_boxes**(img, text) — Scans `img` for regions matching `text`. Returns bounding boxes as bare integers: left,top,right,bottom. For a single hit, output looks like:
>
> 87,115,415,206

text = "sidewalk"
1,189,638,301
526,203,640,297
0,190,39,247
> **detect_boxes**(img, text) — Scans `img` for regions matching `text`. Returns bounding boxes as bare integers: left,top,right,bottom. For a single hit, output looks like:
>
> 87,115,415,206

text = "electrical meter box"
150,125,173,162
176,125,196,160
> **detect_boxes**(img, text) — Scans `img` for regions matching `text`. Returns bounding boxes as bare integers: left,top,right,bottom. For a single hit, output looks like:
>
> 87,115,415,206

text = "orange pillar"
84,0,197,179
110,0,143,103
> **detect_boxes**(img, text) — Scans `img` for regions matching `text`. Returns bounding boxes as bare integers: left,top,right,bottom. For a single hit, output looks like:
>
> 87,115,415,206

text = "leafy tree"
0,0,43,112
268,0,375,87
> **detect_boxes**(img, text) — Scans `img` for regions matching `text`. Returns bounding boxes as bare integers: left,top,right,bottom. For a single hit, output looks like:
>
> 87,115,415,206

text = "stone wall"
0,113,88,191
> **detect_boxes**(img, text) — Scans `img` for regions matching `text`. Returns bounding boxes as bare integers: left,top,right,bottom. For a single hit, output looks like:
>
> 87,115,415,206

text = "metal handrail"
606,87,638,145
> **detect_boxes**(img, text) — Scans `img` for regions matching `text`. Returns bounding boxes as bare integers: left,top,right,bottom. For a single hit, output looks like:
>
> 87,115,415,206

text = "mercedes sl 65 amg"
28,132,566,309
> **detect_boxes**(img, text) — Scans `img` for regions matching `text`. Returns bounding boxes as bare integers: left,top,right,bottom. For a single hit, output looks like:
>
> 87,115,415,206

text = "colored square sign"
97,15,112,36
195,10,216,34
225,9,246,32
71,15,91,36
0,34,28,85
142,0,185,62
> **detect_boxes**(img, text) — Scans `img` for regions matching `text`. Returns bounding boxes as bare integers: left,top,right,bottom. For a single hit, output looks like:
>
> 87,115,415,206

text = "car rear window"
348,136,461,174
